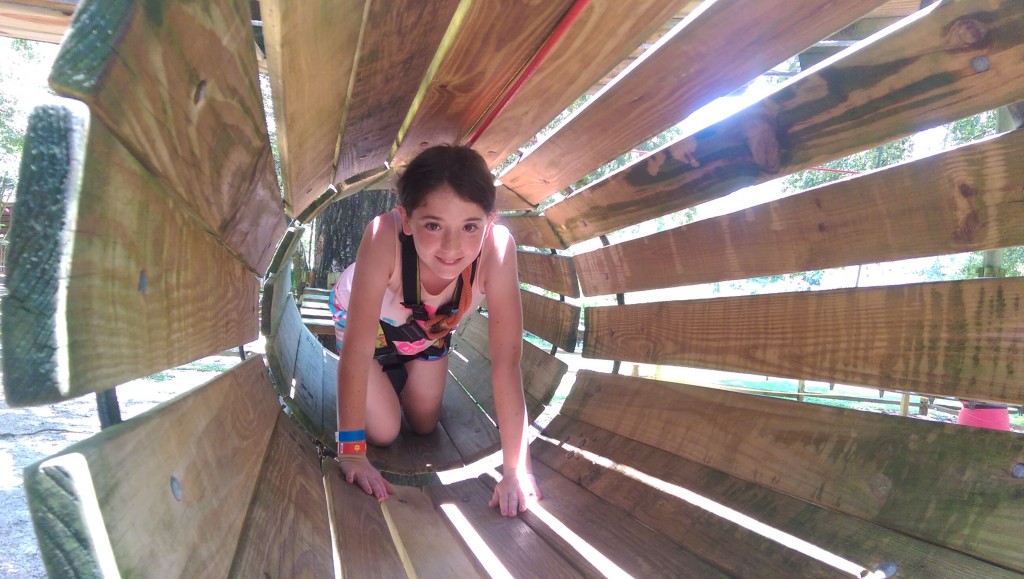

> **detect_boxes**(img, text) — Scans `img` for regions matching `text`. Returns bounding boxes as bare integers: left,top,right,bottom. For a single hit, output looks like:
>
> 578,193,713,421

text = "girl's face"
398,184,495,283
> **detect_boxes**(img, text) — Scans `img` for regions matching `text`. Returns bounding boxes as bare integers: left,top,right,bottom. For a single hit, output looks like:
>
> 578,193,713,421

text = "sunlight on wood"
438,503,513,579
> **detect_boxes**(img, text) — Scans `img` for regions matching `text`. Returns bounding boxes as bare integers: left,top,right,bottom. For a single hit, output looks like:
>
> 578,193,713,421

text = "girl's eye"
463,224,478,233
425,223,441,231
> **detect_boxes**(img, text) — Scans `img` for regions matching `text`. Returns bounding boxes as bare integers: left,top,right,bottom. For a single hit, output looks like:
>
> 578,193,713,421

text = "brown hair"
397,145,495,214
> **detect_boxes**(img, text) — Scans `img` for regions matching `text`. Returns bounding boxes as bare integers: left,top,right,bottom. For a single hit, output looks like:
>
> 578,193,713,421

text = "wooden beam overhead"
0,0,75,44
575,128,1024,296
500,214,567,250
584,278,1024,405
543,0,1024,247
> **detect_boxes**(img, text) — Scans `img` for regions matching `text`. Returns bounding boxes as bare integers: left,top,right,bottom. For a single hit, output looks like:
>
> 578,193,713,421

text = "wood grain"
518,250,580,298
438,372,502,466
392,0,575,165
0,0,75,43
543,0,1024,246
49,0,286,272
267,294,302,398
561,370,1024,571
229,412,333,578
584,278,1024,404
23,356,280,577
332,0,461,184
500,0,889,205
472,0,697,169
500,214,566,250
521,290,580,353
495,184,533,212
385,485,484,578
576,129,1024,295
2,102,259,406
538,415,1019,578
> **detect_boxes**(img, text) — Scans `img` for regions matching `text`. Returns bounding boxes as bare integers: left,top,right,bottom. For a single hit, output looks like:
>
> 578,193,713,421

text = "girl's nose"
441,229,457,251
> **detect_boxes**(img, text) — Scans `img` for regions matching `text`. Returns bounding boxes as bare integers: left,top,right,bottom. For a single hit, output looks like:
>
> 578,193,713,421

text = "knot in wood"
949,18,989,48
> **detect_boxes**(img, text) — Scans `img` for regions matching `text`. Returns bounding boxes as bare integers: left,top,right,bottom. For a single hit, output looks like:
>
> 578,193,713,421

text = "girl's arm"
336,213,395,500
482,225,540,517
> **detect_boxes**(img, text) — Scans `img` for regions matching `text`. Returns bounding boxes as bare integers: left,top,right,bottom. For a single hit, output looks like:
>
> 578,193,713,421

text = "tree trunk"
312,188,396,288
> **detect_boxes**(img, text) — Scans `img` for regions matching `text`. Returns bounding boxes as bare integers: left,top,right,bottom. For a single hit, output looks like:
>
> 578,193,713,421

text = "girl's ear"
397,205,413,235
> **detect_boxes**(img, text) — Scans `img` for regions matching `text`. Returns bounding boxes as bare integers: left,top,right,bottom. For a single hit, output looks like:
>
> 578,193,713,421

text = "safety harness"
374,232,478,395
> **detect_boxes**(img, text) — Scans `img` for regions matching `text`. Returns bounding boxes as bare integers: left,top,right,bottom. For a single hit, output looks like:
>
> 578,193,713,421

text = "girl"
329,145,540,517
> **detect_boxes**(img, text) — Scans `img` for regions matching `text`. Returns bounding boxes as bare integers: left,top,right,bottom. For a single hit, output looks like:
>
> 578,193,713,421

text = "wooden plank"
495,184,533,212
537,415,1018,579
265,225,305,279
323,459,408,577
260,260,291,338
259,0,361,218
500,0,890,205
576,129,1024,295
543,0,1024,246
391,0,576,165
521,290,580,353
230,412,334,578
267,294,301,397
321,348,339,440
292,325,325,440
482,462,730,577
23,356,280,577
561,370,1024,571
439,373,502,466
426,477,588,577
49,0,286,273
584,278,1024,404
332,0,461,184
385,485,485,578
501,214,566,250
368,414,466,476
517,250,579,298
472,0,698,169
2,101,258,406
0,0,75,43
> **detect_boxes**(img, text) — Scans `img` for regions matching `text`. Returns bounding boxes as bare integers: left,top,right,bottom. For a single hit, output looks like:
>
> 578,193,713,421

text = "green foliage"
956,246,1024,279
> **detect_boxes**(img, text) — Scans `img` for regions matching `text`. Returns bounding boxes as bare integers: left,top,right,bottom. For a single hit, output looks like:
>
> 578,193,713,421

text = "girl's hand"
488,471,542,517
338,455,394,501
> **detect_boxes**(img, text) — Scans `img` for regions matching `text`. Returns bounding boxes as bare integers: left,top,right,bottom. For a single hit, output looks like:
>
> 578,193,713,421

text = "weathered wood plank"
495,184,533,212
544,0,1024,246
576,129,1024,295
585,278,1024,404
426,477,589,577
293,324,325,439
369,415,466,476
385,485,484,578
501,0,890,205
332,0,461,184
472,0,698,169
23,356,280,577
260,0,362,218
538,415,1019,579
522,290,580,353
229,412,333,578
561,370,1024,571
518,250,580,298
438,372,502,466
392,0,576,165
260,260,291,338
267,294,301,398
500,214,566,250
2,101,258,406
0,0,75,43
49,0,286,272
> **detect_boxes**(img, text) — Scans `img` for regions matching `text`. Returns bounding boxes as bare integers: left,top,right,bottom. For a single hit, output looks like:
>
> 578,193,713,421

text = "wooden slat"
472,0,698,169
391,0,576,165
2,101,258,406
500,0,890,205
576,129,1024,295
267,294,301,397
23,356,280,577
562,370,1024,571
521,290,580,353
537,415,1018,579
49,0,286,273
332,0,461,184
426,477,588,577
260,0,361,218
438,373,502,466
518,250,580,298
260,260,291,338
385,486,484,578
370,418,466,477
0,0,75,43
543,0,1024,246
501,214,566,250
584,278,1024,404
265,225,305,279
229,412,334,578
495,184,533,212
293,325,325,438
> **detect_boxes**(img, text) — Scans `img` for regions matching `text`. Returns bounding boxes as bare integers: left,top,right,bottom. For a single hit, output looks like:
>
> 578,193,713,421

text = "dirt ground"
0,316,260,577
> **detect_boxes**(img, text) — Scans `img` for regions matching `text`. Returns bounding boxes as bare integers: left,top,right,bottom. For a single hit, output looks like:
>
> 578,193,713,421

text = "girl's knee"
367,421,400,447
410,420,438,436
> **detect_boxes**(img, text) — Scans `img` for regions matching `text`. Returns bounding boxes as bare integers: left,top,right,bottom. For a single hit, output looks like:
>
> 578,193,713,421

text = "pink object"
956,407,1011,431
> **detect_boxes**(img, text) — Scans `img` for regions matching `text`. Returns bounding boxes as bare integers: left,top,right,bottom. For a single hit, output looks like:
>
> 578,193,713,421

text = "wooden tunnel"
2,0,1023,576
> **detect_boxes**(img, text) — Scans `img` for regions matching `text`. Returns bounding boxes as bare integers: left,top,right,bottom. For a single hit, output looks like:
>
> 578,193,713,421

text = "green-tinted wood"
265,225,305,278
267,294,302,397
538,415,1019,579
521,290,580,353
501,0,889,205
2,101,258,406
544,0,1024,246
501,214,566,250
49,0,286,272
585,278,1024,404
517,250,580,298
293,325,325,439
576,128,1024,295
260,260,291,338
562,371,1024,571
229,412,333,578
24,356,280,577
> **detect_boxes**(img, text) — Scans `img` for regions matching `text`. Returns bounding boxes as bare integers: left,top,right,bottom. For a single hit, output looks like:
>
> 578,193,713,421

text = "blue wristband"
336,429,366,443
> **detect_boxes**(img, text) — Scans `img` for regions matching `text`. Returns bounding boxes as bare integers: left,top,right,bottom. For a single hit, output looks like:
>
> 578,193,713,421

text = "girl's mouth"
437,256,461,266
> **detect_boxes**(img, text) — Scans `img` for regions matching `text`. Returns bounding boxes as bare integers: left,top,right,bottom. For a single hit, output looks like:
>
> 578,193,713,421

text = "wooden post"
900,392,910,417
797,379,806,403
